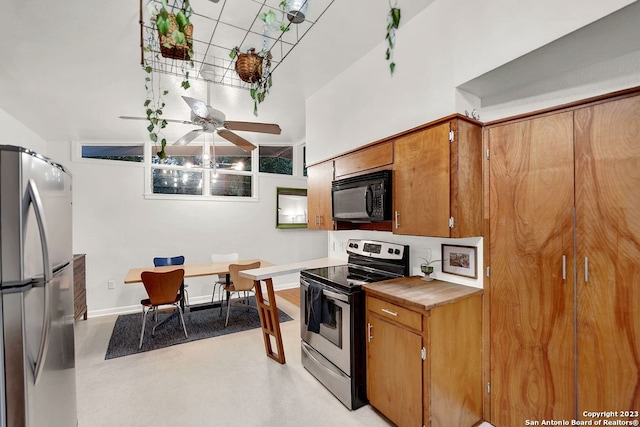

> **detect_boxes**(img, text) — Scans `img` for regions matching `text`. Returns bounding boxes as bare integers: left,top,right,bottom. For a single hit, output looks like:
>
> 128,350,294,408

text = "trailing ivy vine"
386,1,401,75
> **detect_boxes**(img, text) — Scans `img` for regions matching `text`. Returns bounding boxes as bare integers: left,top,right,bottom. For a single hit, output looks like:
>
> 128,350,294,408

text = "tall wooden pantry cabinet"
485,91,640,426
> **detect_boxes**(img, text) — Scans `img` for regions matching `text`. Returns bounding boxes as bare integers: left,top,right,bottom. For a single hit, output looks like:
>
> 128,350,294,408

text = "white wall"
0,108,47,154
47,141,327,317
305,0,638,165
328,231,483,289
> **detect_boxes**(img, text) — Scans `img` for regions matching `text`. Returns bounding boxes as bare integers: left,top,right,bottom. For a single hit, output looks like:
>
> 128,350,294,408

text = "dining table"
124,259,290,363
124,259,267,311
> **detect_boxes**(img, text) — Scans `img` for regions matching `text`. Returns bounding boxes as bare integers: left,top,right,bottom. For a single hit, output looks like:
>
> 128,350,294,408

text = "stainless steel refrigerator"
0,146,77,427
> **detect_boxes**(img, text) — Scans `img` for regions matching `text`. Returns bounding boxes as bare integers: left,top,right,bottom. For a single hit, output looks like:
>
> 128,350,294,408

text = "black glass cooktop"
301,264,398,292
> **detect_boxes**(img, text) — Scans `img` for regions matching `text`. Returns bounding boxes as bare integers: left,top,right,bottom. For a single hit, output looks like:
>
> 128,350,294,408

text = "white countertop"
239,257,345,281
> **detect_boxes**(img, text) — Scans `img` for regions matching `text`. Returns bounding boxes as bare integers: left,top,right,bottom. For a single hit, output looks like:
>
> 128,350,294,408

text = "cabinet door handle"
394,211,400,229
584,257,589,282
367,322,373,342
562,255,566,280
381,308,398,317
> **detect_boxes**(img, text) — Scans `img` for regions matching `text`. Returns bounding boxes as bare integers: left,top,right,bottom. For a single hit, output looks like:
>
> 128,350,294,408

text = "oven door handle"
322,288,349,304
301,279,349,303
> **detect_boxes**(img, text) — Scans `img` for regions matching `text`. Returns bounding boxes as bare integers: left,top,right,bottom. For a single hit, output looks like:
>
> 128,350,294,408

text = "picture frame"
441,244,477,278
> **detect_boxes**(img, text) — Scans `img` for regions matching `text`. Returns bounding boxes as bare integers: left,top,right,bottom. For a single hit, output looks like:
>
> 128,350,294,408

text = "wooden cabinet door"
367,313,423,427
488,112,576,426
393,123,451,236
574,96,640,414
307,160,333,230
450,119,483,238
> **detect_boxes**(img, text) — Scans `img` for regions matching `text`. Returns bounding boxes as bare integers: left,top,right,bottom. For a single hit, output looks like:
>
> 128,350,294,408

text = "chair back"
228,262,261,292
153,255,185,267
141,269,185,305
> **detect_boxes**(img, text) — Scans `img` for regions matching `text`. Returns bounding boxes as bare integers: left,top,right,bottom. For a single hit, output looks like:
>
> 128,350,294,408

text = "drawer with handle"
366,295,422,331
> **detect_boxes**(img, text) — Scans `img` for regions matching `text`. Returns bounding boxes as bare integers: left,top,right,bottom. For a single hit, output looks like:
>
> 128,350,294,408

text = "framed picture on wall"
441,244,477,278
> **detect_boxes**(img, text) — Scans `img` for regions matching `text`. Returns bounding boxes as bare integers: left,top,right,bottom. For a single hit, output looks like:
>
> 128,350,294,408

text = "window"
81,145,143,163
259,146,293,175
151,145,204,167
76,140,303,200
152,168,203,195
210,172,252,197
148,142,256,198
210,145,252,171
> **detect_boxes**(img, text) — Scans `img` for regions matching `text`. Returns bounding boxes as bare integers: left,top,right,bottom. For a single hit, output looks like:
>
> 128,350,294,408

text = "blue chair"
153,256,188,306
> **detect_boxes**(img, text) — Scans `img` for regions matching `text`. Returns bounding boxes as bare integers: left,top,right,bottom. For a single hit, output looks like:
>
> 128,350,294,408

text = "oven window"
303,286,343,348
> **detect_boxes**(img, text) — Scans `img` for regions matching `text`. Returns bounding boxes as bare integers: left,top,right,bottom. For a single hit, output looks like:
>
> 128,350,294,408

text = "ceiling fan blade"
119,116,193,125
217,129,257,152
174,129,204,146
181,96,211,121
223,121,282,135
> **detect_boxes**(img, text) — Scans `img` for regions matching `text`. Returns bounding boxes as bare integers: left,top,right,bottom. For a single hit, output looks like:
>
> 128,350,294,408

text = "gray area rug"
105,297,293,359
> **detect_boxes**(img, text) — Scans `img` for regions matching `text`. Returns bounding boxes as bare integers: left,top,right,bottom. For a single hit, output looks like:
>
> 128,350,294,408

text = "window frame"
75,140,306,201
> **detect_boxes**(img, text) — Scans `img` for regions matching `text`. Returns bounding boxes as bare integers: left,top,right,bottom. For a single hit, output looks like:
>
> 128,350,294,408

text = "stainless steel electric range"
299,239,410,410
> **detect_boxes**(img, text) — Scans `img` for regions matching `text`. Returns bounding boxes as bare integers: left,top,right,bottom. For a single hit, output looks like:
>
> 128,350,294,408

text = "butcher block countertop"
362,276,483,312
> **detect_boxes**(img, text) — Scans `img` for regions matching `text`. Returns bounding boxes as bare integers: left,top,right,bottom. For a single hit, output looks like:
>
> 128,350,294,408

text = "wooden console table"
73,254,87,320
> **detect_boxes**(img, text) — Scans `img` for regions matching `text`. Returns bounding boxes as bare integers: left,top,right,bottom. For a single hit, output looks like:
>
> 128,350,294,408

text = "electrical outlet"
107,280,115,290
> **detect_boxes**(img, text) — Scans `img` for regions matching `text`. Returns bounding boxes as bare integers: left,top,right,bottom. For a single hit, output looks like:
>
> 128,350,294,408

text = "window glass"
259,145,293,175
81,145,143,163
303,145,307,177
210,173,252,197
152,168,203,195
152,145,204,167
209,145,252,171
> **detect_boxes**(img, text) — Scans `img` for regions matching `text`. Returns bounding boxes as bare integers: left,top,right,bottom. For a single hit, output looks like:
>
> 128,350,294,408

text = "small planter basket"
158,13,193,60
235,49,264,83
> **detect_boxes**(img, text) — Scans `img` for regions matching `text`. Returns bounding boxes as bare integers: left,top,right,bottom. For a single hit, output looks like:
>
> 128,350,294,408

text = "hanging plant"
230,47,273,116
143,64,169,160
229,4,291,116
140,0,195,159
259,1,292,33
385,2,401,75
154,0,194,61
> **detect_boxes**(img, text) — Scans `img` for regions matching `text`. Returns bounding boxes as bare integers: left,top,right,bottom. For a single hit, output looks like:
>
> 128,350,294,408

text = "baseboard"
86,281,300,319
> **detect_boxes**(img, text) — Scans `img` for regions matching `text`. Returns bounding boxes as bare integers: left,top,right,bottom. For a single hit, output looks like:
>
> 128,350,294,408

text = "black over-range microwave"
331,170,392,222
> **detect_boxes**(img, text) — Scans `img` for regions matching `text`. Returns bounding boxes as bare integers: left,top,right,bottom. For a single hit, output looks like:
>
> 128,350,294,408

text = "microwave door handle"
365,185,373,217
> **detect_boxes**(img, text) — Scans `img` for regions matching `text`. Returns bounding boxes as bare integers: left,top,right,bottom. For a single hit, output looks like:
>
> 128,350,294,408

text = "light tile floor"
75,296,494,426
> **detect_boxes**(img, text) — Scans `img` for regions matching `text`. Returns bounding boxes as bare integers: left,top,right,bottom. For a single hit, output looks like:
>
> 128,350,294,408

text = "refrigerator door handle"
23,178,52,283
23,178,53,384
24,281,52,385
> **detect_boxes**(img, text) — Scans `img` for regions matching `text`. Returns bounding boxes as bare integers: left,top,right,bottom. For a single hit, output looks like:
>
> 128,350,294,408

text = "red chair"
139,268,188,349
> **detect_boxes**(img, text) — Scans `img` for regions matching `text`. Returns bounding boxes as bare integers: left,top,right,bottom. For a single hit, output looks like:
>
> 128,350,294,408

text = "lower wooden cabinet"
367,300,423,427
365,279,483,427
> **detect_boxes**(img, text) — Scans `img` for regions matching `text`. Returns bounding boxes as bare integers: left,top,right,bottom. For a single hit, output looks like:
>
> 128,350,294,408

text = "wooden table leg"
253,278,286,364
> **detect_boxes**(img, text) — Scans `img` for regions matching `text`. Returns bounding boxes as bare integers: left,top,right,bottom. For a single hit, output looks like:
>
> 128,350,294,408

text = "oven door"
300,278,351,375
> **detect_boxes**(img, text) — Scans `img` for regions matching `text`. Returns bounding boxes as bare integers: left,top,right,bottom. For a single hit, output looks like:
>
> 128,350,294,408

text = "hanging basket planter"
235,48,264,83
158,13,193,60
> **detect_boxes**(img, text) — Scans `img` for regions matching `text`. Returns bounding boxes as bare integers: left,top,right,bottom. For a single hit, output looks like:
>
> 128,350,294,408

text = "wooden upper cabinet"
334,141,393,178
393,116,482,237
306,160,334,230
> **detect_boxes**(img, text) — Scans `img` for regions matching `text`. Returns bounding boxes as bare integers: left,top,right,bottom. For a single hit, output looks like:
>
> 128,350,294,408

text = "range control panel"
346,239,406,261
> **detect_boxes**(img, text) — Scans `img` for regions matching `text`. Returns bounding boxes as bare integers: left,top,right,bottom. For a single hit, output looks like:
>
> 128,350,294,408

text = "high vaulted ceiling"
0,0,434,147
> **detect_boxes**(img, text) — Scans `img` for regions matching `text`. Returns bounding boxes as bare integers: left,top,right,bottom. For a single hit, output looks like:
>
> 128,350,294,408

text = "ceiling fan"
120,96,281,152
